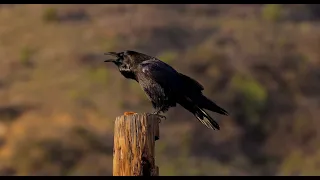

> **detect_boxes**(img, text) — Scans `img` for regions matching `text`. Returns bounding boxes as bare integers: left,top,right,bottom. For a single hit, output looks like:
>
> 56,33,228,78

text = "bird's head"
104,50,152,80
104,51,126,67
104,50,153,69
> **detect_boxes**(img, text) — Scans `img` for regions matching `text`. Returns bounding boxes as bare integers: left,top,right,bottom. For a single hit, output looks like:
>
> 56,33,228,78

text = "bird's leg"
152,110,167,120
146,110,166,123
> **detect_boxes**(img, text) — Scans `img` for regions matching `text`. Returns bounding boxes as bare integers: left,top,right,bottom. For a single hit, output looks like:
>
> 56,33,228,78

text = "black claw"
147,112,166,122
146,112,153,116
156,114,166,120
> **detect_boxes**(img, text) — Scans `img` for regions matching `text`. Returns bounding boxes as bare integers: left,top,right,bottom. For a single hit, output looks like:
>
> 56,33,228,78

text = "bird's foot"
146,111,166,123
124,111,137,116
155,114,166,120
152,111,167,121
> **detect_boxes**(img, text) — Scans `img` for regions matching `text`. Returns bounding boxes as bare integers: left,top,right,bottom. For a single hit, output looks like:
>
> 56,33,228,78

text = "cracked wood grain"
113,113,160,176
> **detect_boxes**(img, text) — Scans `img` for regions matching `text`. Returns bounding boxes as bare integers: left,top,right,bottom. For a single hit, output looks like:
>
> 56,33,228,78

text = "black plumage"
104,50,229,130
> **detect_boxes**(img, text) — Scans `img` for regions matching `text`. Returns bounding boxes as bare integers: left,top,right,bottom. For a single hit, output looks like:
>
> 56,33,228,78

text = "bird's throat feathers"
118,51,155,81
119,67,137,81
107,50,155,81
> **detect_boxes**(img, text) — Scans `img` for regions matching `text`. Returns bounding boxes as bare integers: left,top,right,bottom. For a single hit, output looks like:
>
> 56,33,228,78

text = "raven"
104,50,229,130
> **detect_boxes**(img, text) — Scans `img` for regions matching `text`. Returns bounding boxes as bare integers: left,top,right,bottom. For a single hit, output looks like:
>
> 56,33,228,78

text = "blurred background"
0,4,319,176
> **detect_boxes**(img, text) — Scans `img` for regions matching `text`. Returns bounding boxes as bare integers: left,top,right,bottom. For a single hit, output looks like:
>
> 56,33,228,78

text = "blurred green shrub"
231,74,268,125
42,7,59,22
280,150,320,175
157,51,178,64
87,67,109,85
68,90,87,101
102,37,119,52
262,4,282,22
231,75,267,106
19,47,34,66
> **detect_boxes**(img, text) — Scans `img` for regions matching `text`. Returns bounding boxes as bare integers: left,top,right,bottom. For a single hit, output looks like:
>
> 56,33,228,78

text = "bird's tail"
194,105,220,130
178,97,220,130
196,95,229,116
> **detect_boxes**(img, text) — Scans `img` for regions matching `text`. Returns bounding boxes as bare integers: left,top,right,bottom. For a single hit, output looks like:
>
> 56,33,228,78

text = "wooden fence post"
113,113,160,176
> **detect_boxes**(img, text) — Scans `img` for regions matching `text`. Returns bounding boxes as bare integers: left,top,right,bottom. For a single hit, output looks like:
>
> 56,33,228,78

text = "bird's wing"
178,73,204,92
139,59,182,93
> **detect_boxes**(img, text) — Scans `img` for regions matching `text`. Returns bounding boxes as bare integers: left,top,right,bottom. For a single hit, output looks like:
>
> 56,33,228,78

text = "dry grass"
0,4,319,175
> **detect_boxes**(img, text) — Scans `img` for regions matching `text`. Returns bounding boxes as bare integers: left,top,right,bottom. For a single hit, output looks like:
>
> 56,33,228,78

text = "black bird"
104,50,229,130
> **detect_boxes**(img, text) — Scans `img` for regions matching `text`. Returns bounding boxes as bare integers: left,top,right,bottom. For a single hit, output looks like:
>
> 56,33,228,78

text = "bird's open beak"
104,59,115,62
104,52,118,57
104,52,119,62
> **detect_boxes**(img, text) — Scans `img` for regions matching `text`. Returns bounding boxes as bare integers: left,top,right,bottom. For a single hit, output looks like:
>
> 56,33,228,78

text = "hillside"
0,4,319,175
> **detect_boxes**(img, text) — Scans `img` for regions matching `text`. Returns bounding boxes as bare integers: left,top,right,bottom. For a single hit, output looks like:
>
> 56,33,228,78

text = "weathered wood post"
113,112,160,176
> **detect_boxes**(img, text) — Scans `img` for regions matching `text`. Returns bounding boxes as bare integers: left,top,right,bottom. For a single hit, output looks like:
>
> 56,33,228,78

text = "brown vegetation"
0,4,319,175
